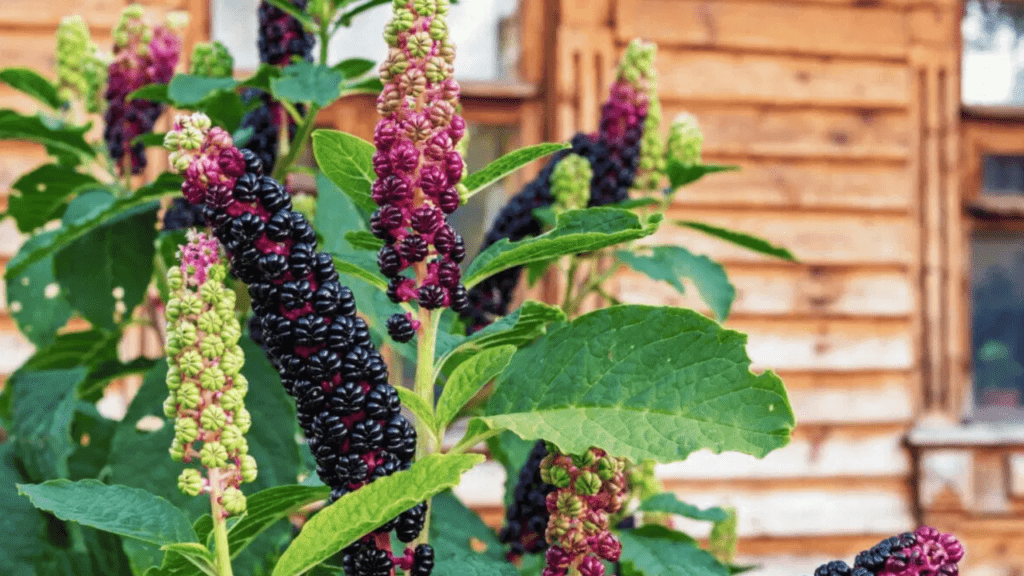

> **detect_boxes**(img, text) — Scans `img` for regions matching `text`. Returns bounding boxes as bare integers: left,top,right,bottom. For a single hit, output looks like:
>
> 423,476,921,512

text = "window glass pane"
212,0,522,81
971,232,1024,418
983,154,1024,195
962,0,1024,106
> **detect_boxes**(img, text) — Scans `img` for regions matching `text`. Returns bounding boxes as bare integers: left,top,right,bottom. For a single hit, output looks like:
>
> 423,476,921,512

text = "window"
962,0,1024,107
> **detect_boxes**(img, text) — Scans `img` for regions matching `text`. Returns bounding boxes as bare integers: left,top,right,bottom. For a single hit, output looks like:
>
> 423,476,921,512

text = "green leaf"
395,387,435,432
464,208,661,289
67,404,119,481
271,61,343,107
434,551,521,576
315,170,370,252
333,58,376,79
167,74,238,106
666,160,738,190
159,544,216,576
618,526,730,576
227,485,329,559
0,68,62,108
430,491,505,561
612,198,661,210
4,173,183,279
79,357,159,402
12,368,86,481
272,452,485,576
0,444,57,576
481,305,794,463
133,132,169,148
341,76,383,96
197,90,246,133
462,142,570,200
436,300,565,375
8,164,100,232
332,255,388,292
345,230,384,251
675,220,795,261
18,480,198,546
485,431,536,511
0,109,93,161
5,230,73,347
617,245,735,321
127,83,170,103
637,493,728,522
312,129,378,214
262,0,316,29
21,329,119,372
238,64,282,93
436,345,515,432
55,201,158,329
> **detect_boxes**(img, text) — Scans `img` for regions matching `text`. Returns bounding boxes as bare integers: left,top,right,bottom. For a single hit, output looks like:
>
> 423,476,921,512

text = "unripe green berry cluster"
165,231,256,514
189,41,234,78
55,15,107,113
550,154,592,213
539,446,629,576
667,113,703,166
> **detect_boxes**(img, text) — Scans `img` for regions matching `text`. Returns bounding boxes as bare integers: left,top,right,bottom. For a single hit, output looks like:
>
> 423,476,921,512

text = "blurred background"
2,0,1023,574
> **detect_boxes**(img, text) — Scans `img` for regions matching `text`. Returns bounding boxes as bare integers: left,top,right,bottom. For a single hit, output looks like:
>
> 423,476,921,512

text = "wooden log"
672,159,911,212
647,209,916,266
665,104,911,161
616,0,909,60
611,265,914,318
655,50,910,108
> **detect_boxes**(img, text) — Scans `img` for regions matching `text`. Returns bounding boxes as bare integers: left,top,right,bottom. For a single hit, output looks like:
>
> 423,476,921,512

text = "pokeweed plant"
0,2,965,576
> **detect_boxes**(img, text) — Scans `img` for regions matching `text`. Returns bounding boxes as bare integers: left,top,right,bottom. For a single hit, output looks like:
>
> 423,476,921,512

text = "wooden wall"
2,0,1018,574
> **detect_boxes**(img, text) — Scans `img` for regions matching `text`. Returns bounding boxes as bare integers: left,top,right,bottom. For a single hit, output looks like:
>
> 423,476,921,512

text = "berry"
396,502,428,543
163,198,206,231
411,544,435,576
386,313,415,343
500,440,555,556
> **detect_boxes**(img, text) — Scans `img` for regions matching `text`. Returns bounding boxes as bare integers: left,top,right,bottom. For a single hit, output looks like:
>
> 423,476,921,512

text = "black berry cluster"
104,99,165,174
162,198,206,231
197,148,430,575
854,533,918,575
499,440,556,557
256,0,314,66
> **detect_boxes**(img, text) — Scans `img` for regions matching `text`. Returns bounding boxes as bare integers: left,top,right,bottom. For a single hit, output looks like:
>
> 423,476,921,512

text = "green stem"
412,307,439,545
209,468,233,576
271,103,320,182
567,258,620,314
560,256,579,314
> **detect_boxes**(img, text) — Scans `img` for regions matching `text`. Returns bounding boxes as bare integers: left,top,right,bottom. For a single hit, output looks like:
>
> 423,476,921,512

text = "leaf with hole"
271,453,484,576
462,142,570,200
616,245,735,321
481,305,794,463
464,208,661,288
0,109,93,162
7,164,100,232
5,230,73,347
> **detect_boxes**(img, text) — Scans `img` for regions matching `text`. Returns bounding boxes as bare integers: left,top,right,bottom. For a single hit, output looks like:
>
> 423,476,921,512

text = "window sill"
907,418,1024,449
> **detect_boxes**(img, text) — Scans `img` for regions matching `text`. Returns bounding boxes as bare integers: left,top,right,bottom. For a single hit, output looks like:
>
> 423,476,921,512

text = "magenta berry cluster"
539,447,628,576
371,0,469,322
104,6,182,174
165,115,430,576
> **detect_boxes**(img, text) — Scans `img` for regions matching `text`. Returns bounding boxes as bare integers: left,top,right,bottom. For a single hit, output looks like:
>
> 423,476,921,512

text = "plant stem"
271,103,320,182
560,256,579,314
412,307,439,545
567,258,620,314
208,468,233,576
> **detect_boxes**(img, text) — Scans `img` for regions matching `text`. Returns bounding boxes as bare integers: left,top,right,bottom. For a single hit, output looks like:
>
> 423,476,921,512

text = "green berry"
163,395,178,418
221,486,247,515
169,437,186,461
233,409,252,434
219,388,244,413
200,405,227,431
240,454,258,483
575,470,602,496
179,350,204,377
199,441,229,468
177,381,201,409
174,417,199,444
177,468,204,496
220,424,245,452
548,465,572,489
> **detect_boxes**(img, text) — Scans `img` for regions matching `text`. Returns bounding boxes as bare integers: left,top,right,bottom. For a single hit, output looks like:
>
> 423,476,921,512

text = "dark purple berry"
386,313,415,343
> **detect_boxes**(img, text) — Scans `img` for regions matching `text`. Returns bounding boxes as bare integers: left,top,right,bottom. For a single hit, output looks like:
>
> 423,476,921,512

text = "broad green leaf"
333,58,375,79
618,526,729,576
0,67,62,108
666,160,738,190
271,61,343,107
80,357,159,401
0,109,93,161
395,387,435,431
430,491,505,561
675,220,795,261
315,171,370,252
312,129,378,214
436,345,515,432
159,544,216,576
18,480,198,546
272,452,485,576
12,368,86,481
481,305,794,463
617,246,735,321
345,230,384,251
167,74,238,105
462,142,570,200
238,64,281,93
4,173,183,279
67,404,119,481
199,90,247,133
227,485,329,559
0,444,57,576
452,418,497,454
5,230,73,347
20,329,120,372
341,76,384,96
127,83,170,103
637,493,728,522
612,197,661,210
485,431,536,511
464,208,661,289
55,202,158,329
332,255,388,292
8,164,100,232
436,301,566,373
525,257,556,287
434,551,520,576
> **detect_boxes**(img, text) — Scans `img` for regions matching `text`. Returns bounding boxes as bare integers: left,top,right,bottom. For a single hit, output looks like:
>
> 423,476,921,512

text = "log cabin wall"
2,0,1019,575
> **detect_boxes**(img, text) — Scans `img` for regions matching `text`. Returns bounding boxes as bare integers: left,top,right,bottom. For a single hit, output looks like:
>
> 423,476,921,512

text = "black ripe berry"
412,544,435,576
386,313,415,343
396,502,428,543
